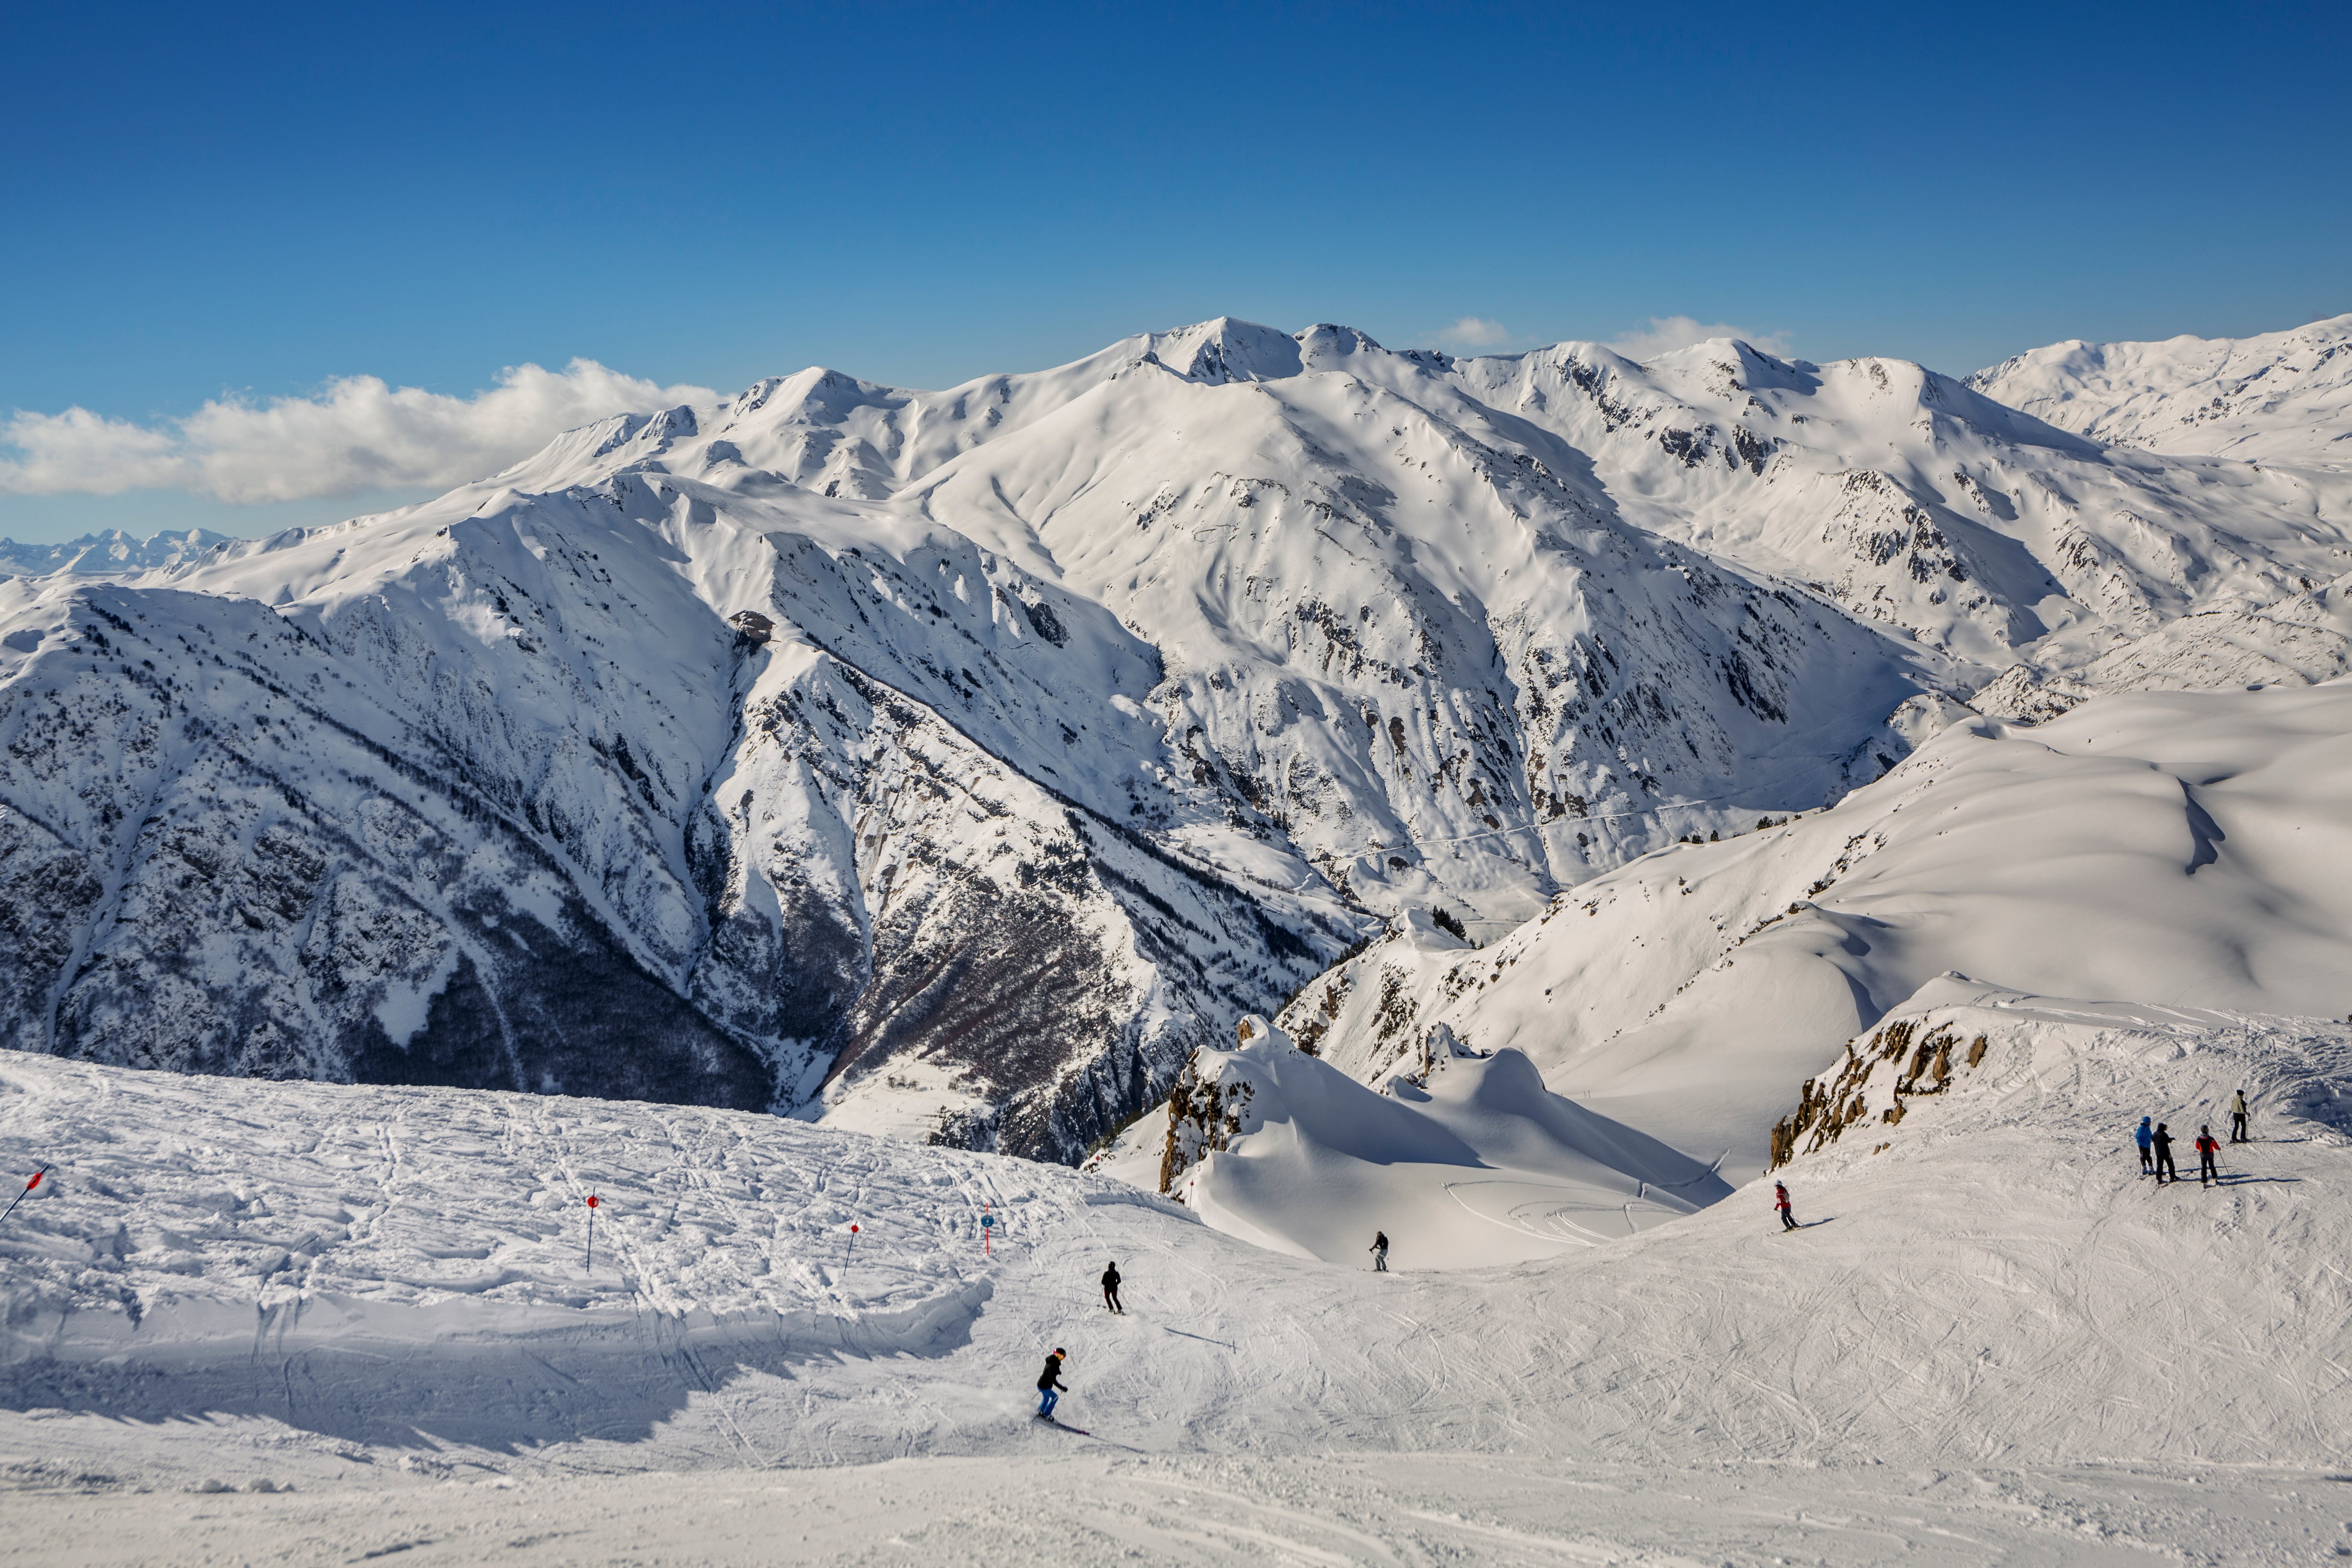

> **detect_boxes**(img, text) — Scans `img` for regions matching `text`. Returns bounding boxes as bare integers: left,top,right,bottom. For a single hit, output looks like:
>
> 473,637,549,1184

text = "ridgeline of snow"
8,314,2352,1154
1969,313,2352,469
1283,679,2352,1178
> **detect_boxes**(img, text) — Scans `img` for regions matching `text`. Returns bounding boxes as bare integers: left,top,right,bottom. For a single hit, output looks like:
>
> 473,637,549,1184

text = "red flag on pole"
0,1166,48,1227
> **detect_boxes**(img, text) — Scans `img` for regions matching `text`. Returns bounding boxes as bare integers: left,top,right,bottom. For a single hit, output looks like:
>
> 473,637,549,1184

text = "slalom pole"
0,1165,48,1227
843,1223,859,1297
584,1194,599,1273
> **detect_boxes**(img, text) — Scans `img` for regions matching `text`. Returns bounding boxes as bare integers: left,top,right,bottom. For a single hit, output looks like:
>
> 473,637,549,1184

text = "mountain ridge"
6,313,2352,1160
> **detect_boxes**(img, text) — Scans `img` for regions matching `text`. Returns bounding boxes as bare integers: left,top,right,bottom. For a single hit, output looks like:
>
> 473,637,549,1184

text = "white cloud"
1605,316,1793,362
1427,317,1515,353
0,360,719,504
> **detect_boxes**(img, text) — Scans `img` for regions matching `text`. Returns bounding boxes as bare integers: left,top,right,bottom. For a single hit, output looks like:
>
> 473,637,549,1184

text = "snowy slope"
0,507,1344,1163
1970,313,2352,469
5,988,2352,1562
1287,678,2352,1178
1139,1014,1730,1266
9,315,2352,1158
1447,335,2352,672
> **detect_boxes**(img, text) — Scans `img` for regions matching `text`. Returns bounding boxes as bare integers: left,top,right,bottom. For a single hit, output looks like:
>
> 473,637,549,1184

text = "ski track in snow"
7,995,2352,1561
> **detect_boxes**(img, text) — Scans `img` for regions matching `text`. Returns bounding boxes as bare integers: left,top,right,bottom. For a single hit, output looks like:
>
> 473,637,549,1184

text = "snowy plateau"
6,316,2352,1564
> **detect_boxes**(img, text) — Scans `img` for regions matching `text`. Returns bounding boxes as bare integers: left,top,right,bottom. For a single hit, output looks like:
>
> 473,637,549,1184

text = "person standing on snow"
2196,1125,2222,1186
2230,1090,2249,1144
2135,1116,2155,1175
1774,1181,1798,1231
1036,1348,1069,1419
1370,1231,1390,1272
1101,1261,1123,1314
2152,1123,2178,1184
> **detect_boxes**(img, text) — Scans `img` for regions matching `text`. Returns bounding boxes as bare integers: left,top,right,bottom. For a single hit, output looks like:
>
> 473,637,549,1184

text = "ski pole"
584,1194,599,1272
0,1165,48,1226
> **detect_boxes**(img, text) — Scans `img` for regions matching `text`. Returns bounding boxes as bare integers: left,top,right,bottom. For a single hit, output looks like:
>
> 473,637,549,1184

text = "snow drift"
1141,1015,1730,1267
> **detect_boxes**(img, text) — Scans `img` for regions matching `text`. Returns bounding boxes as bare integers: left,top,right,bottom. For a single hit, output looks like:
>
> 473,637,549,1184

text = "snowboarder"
1773,1181,1797,1231
2152,1122,2178,1184
1370,1231,1390,1272
1101,1261,1123,1314
2196,1125,2221,1186
2134,1116,2154,1175
2230,1089,2249,1144
1036,1348,1068,1420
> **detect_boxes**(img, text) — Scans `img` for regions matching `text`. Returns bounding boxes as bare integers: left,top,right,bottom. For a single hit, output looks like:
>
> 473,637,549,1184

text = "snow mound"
1157,1015,1730,1266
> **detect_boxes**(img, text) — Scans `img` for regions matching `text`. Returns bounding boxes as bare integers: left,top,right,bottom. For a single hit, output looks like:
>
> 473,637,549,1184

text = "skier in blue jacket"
2134,1116,2154,1175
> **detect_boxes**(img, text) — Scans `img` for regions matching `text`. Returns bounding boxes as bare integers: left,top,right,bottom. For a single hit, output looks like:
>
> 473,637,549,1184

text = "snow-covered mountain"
6,315,2352,1158
0,528,234,578
1969,313,2352,469
1280,679,2352,1177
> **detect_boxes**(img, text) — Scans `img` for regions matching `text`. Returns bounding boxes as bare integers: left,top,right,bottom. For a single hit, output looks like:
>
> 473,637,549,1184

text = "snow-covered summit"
1969,313,2352,469
8,311,2352,1164
0,528,235,579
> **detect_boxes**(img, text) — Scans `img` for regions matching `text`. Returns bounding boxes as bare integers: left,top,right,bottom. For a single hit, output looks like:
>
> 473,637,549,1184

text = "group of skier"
1032,1090,2266,1423
2135,1090,2248,1187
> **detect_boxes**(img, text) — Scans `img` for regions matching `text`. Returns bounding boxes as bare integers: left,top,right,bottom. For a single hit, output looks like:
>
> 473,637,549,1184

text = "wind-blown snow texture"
6,315,2352,1158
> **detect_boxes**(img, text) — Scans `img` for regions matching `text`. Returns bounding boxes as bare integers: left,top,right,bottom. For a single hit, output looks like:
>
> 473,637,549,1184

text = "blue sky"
3,0,2346,543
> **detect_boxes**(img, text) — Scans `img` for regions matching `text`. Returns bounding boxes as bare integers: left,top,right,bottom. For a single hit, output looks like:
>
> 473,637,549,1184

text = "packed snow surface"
5,981,2352,1559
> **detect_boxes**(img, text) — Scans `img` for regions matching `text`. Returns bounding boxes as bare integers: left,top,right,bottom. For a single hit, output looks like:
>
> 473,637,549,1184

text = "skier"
1036,1347,1068,1420
2134,1116,2154,1175
1101,1261,1123,1314
1773,1180,1797,1231
2152,1122,2178,1184
2230,1089,2249,1144
2196,1125,2221,1186
1369,1231,1390,1272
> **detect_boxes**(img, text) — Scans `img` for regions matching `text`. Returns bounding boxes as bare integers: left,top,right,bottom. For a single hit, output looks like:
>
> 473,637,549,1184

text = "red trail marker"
584,1194,600,1273
0,1166,46,1227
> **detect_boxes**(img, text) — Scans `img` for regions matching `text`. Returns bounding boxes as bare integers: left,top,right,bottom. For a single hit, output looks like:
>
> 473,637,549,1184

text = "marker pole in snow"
981,1207,994,1256
0,1166,48,1226
584,1194,599,1273
843,1223,859,1294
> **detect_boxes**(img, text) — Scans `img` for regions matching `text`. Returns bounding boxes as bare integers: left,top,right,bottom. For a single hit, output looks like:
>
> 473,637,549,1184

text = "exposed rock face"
8,315,2351,1162
1769,1012,1991,1168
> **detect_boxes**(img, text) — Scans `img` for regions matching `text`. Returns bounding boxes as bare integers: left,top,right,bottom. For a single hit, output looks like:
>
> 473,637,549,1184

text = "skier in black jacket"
2152,1123,2178,1184
1036,1348,1068,1419
1101,1262,1123,1314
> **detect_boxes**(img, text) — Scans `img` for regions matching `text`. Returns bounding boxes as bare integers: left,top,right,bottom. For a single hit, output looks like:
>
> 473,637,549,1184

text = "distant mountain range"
4,314,2349,1160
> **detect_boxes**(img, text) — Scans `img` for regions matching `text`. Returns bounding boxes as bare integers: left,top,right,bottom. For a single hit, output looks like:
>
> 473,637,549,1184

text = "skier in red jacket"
1773,1181,1797,1231
2195,1125,2221,1187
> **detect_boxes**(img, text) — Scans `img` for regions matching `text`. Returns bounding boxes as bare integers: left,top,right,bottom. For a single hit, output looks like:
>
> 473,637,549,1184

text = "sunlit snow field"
7,987,2352,1564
